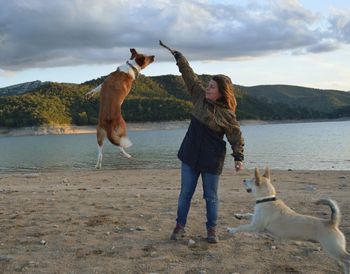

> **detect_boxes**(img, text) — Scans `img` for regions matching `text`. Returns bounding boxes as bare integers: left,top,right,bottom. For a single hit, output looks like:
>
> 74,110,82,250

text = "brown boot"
207,227,219,243
170,223,185,240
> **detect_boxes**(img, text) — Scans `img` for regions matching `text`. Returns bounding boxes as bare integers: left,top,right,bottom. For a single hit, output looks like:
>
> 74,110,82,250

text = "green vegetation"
0,74,349,128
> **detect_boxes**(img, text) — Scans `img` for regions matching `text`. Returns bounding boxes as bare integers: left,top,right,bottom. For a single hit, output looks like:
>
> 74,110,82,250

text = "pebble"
0,255,13,262
25,173,40,178
293,256,302,260
305,185,317,191
188,239,196,246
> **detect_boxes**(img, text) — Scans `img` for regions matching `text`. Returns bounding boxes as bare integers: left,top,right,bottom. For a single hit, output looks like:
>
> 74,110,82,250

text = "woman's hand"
173,51,183,61
234,161,244,172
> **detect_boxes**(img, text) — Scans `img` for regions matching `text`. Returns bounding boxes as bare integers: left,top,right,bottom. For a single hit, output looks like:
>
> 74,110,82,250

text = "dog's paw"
234,213,253,220
119,147,132,159
234,213,243,220
227,227,238,234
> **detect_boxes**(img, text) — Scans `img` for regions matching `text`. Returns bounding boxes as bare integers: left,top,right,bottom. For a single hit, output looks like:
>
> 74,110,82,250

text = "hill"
0,80,49,96
241,85,350,114
0,74,349,128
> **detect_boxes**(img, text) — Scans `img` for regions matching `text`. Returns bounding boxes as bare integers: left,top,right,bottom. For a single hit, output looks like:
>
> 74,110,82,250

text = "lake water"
0,120,349,172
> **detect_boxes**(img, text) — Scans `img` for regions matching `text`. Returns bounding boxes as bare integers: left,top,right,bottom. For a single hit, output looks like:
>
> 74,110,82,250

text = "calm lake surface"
0,120,349,172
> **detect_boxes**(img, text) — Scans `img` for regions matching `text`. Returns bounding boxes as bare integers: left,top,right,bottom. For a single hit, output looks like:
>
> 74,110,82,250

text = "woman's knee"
203,192,218,203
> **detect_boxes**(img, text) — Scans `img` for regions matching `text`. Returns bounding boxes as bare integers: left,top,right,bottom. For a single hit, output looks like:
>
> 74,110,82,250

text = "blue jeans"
176,162,220,229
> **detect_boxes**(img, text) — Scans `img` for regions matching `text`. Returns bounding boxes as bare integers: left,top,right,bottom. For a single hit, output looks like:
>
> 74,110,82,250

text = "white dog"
227,167,350,274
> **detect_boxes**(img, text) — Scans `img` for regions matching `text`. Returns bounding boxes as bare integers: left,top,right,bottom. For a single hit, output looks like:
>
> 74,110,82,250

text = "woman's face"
206,79,222,101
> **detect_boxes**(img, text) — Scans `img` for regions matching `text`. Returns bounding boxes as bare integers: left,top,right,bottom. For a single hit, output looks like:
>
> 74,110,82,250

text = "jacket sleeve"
176,55,205,103
225,115,244,162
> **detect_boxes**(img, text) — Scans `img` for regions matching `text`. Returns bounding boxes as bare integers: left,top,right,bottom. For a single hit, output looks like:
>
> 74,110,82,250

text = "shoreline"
0,121,191,137
1,117,349,137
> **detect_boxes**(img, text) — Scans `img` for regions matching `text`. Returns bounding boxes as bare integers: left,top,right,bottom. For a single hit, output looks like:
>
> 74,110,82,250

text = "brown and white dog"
86,48,154,168
227,167,350,274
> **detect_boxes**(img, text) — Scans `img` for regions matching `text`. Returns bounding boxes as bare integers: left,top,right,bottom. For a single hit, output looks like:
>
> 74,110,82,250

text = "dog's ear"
254,168,261,185
130,48,138,60
262,167,270,179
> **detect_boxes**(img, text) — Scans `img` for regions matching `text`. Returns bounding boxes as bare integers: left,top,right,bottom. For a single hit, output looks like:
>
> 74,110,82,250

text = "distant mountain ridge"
0,80,49,96
0,75,349,128
240,84,350,113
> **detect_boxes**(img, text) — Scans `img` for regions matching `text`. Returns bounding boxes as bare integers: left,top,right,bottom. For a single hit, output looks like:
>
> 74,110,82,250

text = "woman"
170,51,244,243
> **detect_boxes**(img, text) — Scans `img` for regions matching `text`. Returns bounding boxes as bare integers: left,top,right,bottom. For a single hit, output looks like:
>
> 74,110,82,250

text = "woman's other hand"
234,161,244,172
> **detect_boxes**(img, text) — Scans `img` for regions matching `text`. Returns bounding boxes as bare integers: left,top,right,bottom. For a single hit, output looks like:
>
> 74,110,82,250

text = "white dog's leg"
343,256,349,274
95,145,103,169
227,216,263,234
227,227,238,234
227,223,260,234
345,255,350,274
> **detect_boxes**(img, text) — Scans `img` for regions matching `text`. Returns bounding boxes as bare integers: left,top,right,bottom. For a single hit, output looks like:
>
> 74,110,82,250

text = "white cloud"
0,0,349,71
328,8,350,42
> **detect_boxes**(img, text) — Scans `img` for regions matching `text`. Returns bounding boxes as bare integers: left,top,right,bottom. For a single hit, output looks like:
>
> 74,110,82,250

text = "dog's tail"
85,84,102,98
316,198,341,227
105,122,132,158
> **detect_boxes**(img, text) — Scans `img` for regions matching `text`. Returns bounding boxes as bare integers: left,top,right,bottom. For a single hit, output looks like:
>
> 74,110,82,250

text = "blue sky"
0,0,349,91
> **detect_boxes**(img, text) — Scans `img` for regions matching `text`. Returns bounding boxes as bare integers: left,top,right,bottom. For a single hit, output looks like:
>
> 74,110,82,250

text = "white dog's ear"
255,168,261,184
262,167,270,179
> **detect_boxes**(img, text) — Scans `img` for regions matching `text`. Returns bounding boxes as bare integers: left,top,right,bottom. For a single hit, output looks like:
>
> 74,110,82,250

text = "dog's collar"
116,60,141,80
126,60,141,79
256,196,277,204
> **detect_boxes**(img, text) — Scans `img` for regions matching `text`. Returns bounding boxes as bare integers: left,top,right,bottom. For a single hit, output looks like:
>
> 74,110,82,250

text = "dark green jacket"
176,55,244,174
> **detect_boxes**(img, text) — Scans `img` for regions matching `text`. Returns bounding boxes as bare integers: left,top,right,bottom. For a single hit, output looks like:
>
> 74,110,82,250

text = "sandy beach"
0,168,349,274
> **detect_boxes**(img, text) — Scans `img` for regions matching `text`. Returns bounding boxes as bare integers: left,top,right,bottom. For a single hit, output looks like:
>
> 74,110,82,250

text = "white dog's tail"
316,198,341,227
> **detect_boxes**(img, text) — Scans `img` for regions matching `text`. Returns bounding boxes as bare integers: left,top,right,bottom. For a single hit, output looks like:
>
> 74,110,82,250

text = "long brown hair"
212,74,237,112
